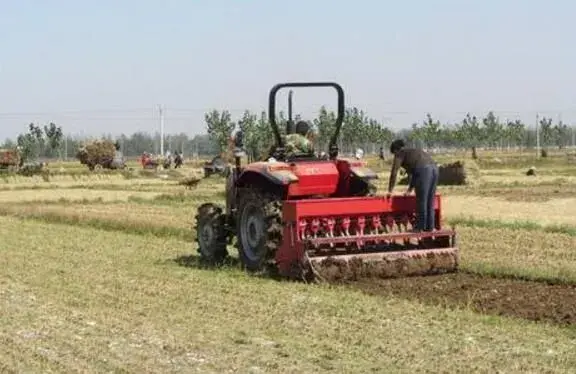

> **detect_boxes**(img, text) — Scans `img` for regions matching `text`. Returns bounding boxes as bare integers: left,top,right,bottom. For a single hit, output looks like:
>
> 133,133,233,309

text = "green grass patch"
448,216,576,237
461,264,576,286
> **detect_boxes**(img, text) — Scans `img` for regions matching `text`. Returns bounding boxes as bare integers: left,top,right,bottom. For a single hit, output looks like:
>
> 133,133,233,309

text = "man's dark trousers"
412,164,439,232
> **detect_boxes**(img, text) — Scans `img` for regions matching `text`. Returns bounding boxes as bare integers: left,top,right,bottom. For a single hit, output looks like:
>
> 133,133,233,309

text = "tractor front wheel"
195,203,228,265
236,189,282,272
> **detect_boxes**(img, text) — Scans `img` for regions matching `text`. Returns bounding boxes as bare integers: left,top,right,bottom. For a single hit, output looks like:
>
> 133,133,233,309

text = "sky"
1,0,575,141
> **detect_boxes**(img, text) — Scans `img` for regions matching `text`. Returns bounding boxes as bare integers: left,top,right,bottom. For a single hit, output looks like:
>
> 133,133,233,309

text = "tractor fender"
349,166,378,181
334,160,379,196
236,168,299,187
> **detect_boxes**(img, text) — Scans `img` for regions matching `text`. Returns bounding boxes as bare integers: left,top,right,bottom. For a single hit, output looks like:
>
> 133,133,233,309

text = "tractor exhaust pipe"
286,90,294,134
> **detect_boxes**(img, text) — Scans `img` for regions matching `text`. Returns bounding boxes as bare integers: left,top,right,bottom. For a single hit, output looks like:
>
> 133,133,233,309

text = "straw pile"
76,139,116,170
526,166,536,176
0,149,20,169
438,161,468,185
399,160,480,186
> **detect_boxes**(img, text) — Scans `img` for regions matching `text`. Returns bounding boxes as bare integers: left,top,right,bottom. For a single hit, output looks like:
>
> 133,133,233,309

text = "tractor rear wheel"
236,189,282,272
195,203,228,265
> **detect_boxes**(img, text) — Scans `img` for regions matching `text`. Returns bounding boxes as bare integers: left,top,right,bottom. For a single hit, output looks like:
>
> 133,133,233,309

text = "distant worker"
163,151,173,169
174,151,183,168
387,139,438,233
284,120,314,155
140,152,150,167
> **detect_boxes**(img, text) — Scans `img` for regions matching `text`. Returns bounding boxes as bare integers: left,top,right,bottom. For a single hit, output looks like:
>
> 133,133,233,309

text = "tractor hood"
241,160,338,196
239,158,376,197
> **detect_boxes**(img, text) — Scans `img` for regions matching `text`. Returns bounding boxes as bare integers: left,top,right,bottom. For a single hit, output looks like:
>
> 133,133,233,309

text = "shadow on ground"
171,254,241,269
169,254,298,283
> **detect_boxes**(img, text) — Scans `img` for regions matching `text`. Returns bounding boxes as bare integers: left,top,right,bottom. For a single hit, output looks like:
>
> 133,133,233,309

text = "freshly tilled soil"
309,251,576,326
350,273,576,326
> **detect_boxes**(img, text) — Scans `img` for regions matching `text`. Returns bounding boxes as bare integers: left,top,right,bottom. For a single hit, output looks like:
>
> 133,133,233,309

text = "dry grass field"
1,152,576,373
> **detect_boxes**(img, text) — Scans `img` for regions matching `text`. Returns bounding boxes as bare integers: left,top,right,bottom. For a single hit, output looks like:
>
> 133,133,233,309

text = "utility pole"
536,113,540,158
158,105,165,156
558,112,563,149
64,135,68,161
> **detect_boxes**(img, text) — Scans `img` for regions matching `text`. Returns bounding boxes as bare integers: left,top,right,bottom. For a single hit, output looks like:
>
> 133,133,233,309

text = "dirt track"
350,273,576,326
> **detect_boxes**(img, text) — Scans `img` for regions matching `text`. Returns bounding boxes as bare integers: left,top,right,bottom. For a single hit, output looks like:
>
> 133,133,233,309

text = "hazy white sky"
1,0,575,141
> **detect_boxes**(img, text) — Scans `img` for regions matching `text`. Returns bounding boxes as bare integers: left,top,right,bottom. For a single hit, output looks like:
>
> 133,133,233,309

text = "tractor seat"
266,145,326,162
285,152,320,162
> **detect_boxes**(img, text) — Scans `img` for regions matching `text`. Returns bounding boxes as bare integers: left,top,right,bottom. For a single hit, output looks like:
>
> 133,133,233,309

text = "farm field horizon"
1,151,576,373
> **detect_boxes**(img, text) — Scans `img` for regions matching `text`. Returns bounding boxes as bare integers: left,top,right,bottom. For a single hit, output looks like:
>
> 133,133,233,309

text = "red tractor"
195,82,459,281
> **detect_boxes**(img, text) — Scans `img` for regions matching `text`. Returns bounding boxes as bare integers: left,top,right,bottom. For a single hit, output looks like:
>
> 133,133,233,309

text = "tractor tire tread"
235,189,282,272
194,202,228,265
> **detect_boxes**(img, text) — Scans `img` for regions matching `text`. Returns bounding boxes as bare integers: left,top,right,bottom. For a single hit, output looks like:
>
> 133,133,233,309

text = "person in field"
387,139,439,232
284,120,314,155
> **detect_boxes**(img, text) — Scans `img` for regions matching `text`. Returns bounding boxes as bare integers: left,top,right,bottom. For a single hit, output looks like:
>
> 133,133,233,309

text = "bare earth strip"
1,217,576,373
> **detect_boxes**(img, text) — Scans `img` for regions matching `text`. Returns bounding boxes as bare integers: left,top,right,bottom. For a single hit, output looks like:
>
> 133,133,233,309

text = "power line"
1,108,576,118
158,104,165,156
0,107,307,116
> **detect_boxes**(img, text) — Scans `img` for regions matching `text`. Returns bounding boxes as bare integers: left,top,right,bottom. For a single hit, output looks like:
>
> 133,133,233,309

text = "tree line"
2,108,574,162
205,107,576,160
1,124,219,161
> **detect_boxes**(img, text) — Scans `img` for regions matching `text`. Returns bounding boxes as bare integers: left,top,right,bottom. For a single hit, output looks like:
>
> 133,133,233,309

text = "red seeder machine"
195,82,459,281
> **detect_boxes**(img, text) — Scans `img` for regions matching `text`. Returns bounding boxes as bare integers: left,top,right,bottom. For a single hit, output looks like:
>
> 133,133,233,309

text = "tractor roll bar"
268,82,345,156
287,90,294,134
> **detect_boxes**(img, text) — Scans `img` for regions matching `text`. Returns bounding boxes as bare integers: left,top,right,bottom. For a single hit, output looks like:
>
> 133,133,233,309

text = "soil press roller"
195,82,459,281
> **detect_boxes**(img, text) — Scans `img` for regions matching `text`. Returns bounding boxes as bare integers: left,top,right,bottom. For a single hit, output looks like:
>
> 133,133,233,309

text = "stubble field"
1,152,576,373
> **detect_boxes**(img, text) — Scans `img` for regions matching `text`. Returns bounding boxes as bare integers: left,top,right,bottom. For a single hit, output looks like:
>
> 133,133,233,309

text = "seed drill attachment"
274,194,459,282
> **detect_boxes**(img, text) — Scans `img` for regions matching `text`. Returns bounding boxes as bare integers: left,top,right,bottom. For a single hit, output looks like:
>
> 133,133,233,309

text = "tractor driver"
284,120,314,156
387,139,439,233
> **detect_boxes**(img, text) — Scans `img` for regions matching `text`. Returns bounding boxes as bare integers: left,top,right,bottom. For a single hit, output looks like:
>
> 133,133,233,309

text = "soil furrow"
348,273,576,326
